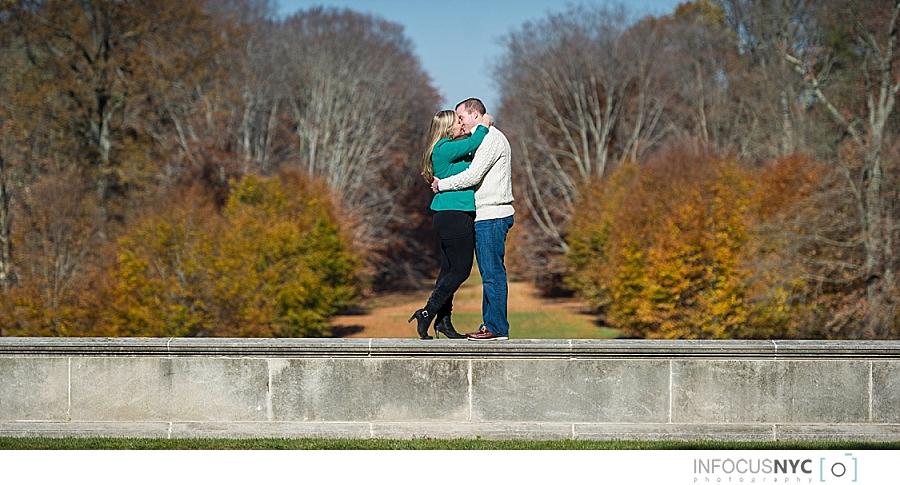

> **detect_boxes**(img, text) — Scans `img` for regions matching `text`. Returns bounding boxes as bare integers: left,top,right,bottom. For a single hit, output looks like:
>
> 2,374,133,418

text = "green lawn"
433,263,622,339
0,437,897,450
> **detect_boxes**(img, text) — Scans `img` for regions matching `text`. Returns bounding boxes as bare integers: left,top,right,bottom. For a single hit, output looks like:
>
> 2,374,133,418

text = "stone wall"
1,338,898,441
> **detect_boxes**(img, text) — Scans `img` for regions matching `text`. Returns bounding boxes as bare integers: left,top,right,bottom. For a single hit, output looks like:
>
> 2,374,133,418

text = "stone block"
70,357,269,421
371,422,574,440
0,357,68,421
672,360,869,423
0,421,169,438
270,358,469,422
172,421,372,439
574,423,776,442
873,362,900,423
471,359,669,422
776,424,900,442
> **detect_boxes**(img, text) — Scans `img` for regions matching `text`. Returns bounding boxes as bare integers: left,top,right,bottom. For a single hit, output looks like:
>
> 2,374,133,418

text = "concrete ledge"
2,421,899,442
2,337,899,359
1,338,899,441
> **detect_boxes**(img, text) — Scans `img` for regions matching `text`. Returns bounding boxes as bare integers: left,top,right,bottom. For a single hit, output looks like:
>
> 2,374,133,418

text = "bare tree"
0,14,57,296
497,4,673,281
20,0,151,207
154,0,274,187
277,8,439,283
2,0,257,221
787,0,899,337
713,0,826,160
663,2,757,156
0,137,18,293
12,169,103,335
0,34,24,293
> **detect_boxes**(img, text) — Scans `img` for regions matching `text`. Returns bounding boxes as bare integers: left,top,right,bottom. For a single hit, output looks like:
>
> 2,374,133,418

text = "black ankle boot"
407,308,435,339
434,315,466,339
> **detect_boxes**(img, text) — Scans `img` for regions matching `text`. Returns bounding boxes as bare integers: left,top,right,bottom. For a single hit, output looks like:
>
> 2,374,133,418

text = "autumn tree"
0,0,263,336
107,173,361,337
0,1,44,295
211,172,361,337
566,148,816,339
0,168,105,336
106,186,217,336
1,0,444,337
4,0,235,218
716,0,900,337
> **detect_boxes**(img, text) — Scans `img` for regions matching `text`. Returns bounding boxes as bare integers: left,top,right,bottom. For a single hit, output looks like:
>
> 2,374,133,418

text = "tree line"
0,0,436,336
0,0,896,339
503,0,899,339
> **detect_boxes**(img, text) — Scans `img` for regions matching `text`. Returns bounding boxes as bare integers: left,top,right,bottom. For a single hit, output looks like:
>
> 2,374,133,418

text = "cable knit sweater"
436,125,514,222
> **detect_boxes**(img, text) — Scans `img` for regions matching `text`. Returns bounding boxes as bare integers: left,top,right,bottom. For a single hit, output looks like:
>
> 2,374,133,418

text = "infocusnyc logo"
693,453,857,483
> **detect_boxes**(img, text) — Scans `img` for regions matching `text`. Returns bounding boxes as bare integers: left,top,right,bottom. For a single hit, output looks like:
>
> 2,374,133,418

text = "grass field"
344,267,623,339
414,263,622,339
463,263,623,338
1,437,897,450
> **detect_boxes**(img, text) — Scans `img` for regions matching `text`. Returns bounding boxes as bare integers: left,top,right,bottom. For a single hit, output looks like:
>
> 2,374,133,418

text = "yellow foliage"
106,174,361,337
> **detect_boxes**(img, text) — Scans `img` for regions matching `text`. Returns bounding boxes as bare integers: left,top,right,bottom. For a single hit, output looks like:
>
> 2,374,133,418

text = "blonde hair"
422,110,456,183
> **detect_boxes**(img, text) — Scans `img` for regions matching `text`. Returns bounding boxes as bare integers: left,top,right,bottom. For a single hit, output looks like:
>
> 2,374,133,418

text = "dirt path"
330,279,593,338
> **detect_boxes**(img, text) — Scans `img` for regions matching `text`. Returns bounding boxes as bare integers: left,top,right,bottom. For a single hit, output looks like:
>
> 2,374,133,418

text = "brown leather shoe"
466,327,508,341
465,326,486,339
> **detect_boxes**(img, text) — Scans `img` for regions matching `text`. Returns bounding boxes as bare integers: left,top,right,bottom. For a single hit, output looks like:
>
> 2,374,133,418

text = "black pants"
425,210,475,321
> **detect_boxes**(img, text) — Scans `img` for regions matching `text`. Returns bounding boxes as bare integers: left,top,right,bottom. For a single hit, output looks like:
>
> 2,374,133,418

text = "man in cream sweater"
431,98,514,341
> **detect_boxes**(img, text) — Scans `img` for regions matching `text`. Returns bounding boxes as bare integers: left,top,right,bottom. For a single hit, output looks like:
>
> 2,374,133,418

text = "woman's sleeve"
431,125,489,162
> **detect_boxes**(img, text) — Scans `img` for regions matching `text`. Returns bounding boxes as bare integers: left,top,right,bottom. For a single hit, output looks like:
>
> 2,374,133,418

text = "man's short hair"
456,98,486,115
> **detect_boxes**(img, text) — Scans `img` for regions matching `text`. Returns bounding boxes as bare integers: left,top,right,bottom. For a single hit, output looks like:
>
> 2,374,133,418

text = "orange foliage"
0,168,111,336
567,148,822,339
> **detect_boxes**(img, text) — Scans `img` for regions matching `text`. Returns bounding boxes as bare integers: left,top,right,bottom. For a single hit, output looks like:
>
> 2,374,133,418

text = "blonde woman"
408,110,493,339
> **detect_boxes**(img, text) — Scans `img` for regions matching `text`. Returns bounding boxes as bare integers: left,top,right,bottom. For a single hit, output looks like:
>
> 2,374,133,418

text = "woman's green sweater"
429,125,488,212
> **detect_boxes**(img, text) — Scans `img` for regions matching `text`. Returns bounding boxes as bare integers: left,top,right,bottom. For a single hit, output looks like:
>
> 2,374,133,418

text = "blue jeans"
474,215,514,337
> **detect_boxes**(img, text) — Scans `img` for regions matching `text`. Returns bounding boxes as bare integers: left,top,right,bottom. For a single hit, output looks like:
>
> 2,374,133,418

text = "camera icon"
819,453,857,482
